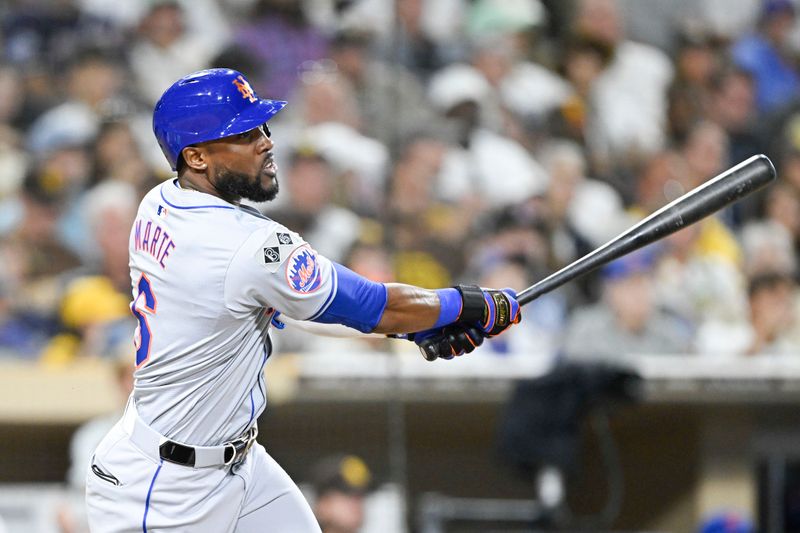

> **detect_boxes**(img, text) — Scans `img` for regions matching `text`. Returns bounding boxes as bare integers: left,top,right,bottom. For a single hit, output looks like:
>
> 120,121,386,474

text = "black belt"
158,426,258,467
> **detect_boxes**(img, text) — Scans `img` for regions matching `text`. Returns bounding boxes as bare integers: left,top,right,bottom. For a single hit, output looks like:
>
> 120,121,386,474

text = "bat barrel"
517,154,776,306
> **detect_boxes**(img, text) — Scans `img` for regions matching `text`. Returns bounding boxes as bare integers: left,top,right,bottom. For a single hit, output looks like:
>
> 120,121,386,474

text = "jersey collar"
159,179,236,210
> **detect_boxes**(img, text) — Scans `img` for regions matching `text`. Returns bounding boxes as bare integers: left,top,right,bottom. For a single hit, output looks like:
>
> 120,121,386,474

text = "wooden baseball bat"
517,154,776,306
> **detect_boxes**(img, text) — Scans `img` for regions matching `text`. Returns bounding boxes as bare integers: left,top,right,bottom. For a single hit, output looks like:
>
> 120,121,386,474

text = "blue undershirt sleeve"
310,262,388,333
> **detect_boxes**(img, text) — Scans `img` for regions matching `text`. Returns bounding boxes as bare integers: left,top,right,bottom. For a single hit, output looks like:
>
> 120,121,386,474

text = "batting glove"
456,285,521,337
408,324,485,361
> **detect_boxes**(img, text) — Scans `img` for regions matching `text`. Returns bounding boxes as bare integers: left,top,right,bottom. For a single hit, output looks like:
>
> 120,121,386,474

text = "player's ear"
181,146,208,171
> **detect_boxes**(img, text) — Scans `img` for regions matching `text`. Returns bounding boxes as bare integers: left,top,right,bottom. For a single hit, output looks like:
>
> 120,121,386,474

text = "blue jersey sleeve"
310,262,387,333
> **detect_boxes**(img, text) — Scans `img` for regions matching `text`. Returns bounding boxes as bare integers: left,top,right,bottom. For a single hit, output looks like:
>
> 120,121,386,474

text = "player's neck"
177,177,200,193
177,174,237,204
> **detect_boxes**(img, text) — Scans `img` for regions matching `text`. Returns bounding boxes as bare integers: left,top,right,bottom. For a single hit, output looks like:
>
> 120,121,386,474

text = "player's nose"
256,132,272,153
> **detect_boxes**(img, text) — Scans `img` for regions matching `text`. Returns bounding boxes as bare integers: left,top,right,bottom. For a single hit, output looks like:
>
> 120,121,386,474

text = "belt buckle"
227,426,258,466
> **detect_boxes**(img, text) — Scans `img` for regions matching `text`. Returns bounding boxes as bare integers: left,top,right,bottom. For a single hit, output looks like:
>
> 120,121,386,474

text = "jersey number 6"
131,274,157,367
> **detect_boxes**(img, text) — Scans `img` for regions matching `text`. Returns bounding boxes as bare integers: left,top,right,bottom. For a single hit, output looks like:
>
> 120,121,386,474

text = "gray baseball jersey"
129,179,335,446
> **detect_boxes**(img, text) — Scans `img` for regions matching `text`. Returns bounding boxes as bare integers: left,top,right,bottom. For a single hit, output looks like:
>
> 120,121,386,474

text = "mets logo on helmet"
286,246,322,293
232,75,257,103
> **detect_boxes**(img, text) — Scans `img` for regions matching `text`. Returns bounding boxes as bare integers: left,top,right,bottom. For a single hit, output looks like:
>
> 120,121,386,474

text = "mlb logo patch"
286,246,322,293
157,205,168,218
263,247,280,264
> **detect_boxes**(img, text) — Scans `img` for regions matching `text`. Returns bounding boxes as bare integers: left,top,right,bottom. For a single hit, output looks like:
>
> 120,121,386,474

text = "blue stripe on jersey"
248,389,255,426
312,262,387,333
159,181,235,210
142,460,163,533
256,347,268,412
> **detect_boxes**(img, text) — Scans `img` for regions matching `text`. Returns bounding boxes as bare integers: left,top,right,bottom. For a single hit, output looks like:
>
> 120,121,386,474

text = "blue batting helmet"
153,69,287,170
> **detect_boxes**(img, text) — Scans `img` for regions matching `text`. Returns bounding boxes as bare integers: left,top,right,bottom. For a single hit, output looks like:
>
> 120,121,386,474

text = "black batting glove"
409,325,485,361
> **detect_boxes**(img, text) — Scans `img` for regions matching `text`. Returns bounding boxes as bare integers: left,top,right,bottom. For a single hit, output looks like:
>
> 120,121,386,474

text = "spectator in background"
732,0,800,114
281,70,390,213
288,68,361,131
26,48,126,157
427,63,548,211
0,276,57,359
311,454,373,533
31,139,96,259
89,120,152,190
678,116,731,189
743,272,797,356
535,140,626,260
328,30,436,151
75,0,231,56
677,121,742,262
465,204,554,289
462,1,567,142
634,149,689,215
466,33,572,148
0,169,82,316
709,67,762,170
667,27,724,143
548,34,613,149
129,2,217,106
0,65,28,202
699,212,800,357
632,148,743,317
778,149,800,196
572,0,674,175
0,63,26,132
233,0,329,99
739,217,796,278
653,222,749,350
562,249,692,361
708,66,766,225
2,1,122,69
758,181,800,261
267,148,362,264
40,180,138,364
386,139,459,287
678,117,732,187
376,0,460,81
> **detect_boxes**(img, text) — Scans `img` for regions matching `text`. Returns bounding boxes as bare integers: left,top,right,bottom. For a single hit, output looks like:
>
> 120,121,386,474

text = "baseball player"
84,68,521,532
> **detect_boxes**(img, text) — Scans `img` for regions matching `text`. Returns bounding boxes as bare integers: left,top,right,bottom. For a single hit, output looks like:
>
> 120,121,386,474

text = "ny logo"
232,75,257,103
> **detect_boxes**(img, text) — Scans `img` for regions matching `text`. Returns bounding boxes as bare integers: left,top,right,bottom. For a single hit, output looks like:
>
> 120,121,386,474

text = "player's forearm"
310,263,461,335
371,283,441,334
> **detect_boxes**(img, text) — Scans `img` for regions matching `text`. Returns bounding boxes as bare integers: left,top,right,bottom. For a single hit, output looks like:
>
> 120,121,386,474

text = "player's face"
202,123,279,203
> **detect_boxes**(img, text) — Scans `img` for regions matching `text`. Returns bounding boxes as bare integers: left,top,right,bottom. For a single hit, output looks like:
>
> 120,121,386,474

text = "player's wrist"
454,285,487,324
433,288,462,328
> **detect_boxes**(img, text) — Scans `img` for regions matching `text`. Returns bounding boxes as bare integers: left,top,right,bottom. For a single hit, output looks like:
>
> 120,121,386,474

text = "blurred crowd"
1,0,800,365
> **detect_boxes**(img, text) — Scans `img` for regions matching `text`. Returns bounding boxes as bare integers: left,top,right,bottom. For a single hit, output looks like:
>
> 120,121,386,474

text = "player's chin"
260,171,278,189
258,176,279,202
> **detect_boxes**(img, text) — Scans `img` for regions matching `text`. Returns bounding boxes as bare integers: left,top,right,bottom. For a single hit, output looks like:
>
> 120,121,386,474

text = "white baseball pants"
85,417,321,532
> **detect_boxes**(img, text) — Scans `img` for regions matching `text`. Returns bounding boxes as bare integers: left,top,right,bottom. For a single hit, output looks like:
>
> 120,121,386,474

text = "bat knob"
419,340,439,361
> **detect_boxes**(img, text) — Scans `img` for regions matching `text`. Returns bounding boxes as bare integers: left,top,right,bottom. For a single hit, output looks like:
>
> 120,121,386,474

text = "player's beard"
215,168,279,203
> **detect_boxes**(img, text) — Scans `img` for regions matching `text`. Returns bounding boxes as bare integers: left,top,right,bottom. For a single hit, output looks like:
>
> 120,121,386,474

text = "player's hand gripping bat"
412,154,776,360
